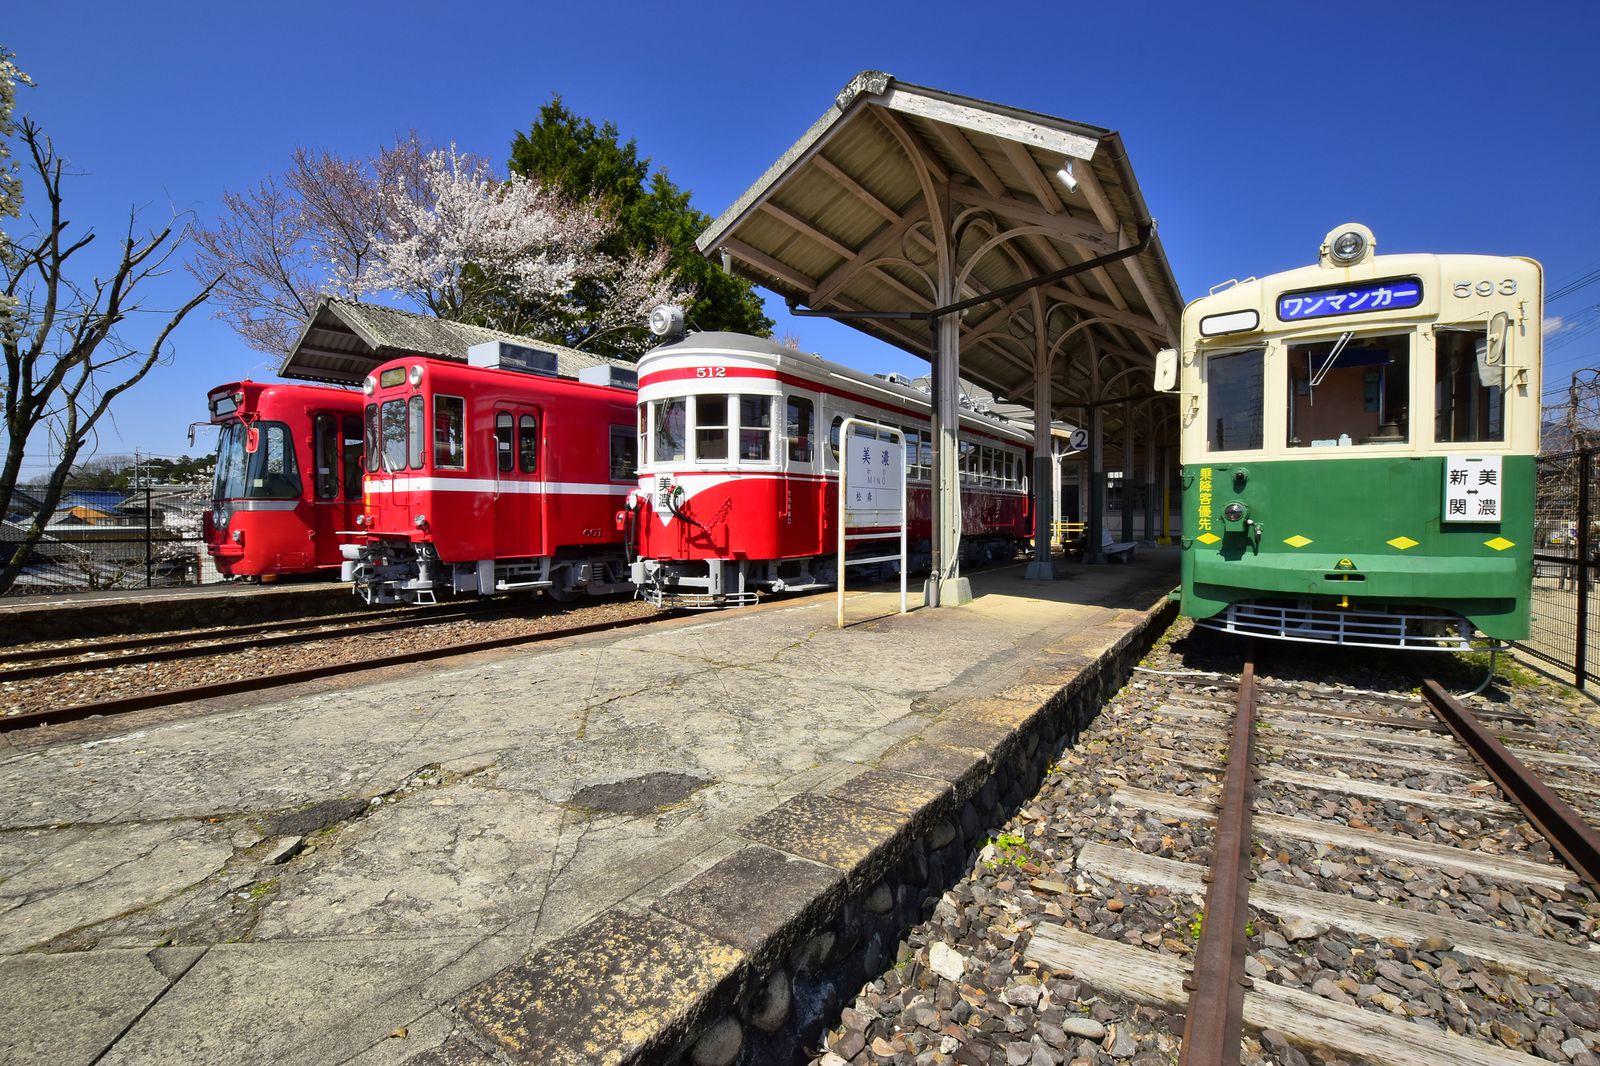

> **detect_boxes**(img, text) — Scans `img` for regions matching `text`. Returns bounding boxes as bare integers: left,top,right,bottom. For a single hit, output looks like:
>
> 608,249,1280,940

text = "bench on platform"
1101,529,1137,563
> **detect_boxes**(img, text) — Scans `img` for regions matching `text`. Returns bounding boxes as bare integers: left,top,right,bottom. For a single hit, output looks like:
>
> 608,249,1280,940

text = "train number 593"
1454,280,1517,297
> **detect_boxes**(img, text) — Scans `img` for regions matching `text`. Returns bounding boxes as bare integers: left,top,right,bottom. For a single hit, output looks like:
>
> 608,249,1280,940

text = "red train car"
203,381,364,579
626,332,1033,608
347,344,639,604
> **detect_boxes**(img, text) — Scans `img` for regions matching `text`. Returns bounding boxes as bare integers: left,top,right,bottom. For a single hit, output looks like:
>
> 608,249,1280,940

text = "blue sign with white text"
1277,277,1423,322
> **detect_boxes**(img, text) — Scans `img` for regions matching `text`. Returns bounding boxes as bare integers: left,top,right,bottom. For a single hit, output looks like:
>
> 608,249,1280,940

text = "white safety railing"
837,418,908,627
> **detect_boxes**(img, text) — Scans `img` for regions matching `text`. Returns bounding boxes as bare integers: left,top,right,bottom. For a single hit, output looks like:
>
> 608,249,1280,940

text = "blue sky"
5,1,1597,474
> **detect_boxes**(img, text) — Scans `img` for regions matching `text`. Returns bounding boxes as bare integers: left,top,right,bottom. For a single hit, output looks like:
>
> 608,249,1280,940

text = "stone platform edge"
442,595,1181,1066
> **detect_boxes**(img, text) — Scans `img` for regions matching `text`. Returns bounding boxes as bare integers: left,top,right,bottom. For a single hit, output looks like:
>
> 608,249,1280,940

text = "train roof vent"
577,364,639,391
467,341,559,377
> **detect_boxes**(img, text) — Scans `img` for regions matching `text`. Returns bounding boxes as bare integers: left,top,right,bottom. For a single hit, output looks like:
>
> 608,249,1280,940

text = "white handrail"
837,417,908,627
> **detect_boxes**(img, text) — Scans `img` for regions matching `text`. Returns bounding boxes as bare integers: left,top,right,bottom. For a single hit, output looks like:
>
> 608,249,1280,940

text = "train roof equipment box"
467,341,558,377
577,364,638,390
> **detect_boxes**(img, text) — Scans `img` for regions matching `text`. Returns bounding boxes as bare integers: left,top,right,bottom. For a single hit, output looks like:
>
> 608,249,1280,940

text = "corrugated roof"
277,298,623,385
698,71,1183,436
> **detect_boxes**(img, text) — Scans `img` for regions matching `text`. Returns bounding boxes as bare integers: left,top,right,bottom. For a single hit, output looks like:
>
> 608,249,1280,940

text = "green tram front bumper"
1179,455,1533,643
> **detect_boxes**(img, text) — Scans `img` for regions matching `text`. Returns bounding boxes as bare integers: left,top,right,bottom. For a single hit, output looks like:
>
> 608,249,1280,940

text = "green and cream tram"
1155,224,1542,649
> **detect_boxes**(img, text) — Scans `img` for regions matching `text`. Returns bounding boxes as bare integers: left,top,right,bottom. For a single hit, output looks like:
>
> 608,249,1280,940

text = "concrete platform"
0,550,1178,1065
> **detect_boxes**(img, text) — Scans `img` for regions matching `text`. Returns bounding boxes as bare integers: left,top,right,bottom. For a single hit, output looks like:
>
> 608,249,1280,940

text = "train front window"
739,395,772,461
433,396,466,470
653,399,686,462
407,396,426,469
695,395,728,461
1286,332,1409,447
1435,326,1504,443
380,399,408,471
244,422,301,499
364,404,380,472
213,422,248,500
1206,348,1264,452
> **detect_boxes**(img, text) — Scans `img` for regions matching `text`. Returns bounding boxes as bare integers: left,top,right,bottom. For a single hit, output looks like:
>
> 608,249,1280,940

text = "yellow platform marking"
1196,532,1221,545
1484,536,1515,551
1283,535,1312,548
1386,536,1419,550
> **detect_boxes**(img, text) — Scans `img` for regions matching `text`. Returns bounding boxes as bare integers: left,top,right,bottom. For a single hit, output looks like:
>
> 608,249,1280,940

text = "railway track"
0,598,659,733
1021,651,1600,1066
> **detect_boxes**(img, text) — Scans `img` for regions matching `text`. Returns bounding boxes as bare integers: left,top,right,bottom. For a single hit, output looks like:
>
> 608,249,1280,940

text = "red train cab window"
407,396,425,469
696,395,728,462
342,417,362,498
433,396,466,469
496,413,514,473
364,404,381,472
787,396,814,463
517,415,537,473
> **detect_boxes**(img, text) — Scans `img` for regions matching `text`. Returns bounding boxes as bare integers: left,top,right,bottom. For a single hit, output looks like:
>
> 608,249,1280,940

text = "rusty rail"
1179,650,1257,1066
1417,671,1600,888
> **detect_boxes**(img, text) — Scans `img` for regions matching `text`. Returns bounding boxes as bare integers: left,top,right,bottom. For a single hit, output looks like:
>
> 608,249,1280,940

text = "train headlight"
1223,502,1245,523
409,364,424,387
1321,222,1375,267
231,530,245,544
414,514,427,529
362,376,376,396
648,303,685,338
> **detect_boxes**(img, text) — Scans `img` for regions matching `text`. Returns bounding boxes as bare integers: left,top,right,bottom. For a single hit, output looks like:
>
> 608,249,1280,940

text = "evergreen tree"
509,98,772,359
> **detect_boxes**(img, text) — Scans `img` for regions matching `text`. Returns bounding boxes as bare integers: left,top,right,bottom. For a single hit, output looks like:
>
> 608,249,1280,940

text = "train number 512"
1454,280,1517,297
694,366,728,378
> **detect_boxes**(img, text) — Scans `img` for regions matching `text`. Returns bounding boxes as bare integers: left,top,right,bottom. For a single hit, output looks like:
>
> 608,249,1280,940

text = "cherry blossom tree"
354,145,674,344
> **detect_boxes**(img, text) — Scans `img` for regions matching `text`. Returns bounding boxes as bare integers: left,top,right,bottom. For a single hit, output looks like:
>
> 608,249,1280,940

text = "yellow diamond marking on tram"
1283,535,1312,548
1196,532,1221,545
1386,536,1419,550
1484,537,1515,551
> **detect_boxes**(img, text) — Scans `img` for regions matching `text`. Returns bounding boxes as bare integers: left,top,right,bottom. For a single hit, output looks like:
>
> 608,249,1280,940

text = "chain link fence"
2,484,215,598
1520,447,1597,689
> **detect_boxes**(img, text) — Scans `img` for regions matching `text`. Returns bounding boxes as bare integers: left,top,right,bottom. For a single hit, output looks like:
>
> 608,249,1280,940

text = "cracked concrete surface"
0,558,1175,1064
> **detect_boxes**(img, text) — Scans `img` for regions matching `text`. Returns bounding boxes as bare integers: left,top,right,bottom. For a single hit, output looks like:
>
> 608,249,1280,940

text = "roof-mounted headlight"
1320,222,1375,267
409,364,424,387
648,304,685,338
362,376,375,396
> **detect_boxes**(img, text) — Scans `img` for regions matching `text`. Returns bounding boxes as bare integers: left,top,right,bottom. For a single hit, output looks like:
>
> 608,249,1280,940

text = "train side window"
787,396,814,463
610,426,637,480
433,396,466,470
1285,333,1408,447
381,399,409,471
829,415,844,462
1205,348,1265,452
517,414,538,474
637,405,648,469
1434,327,1504,443
696,394,728,462
653,399,686,463
342,417,363,498
904,429,919,479
364,404,381,473
313,414,339,500
407,396,426,469
496,412,514,473
739,395,772,462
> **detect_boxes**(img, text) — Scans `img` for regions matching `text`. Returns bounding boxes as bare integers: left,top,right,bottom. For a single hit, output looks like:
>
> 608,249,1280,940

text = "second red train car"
347,343,640,604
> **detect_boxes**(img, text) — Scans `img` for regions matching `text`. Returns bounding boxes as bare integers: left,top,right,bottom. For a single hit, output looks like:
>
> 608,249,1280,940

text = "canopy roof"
277,298,616,385
699,71,1183,418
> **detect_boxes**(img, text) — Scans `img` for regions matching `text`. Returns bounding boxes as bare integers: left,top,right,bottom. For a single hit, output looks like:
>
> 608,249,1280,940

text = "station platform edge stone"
0,549,1179,1066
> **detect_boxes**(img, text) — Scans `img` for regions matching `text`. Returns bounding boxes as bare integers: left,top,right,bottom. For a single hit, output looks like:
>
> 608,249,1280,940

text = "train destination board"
1442,455,1502,523
1277,277,1423,322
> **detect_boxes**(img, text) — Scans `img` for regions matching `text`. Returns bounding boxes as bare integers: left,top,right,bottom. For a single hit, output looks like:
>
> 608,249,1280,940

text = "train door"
493,404,544,561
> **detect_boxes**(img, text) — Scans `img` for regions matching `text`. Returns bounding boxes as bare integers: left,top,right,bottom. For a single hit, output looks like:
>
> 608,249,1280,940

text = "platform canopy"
699,71,1183,414
277,297,613,386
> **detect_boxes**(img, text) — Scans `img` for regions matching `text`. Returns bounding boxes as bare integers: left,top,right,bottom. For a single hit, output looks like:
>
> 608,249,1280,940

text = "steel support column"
1026,298,1059,580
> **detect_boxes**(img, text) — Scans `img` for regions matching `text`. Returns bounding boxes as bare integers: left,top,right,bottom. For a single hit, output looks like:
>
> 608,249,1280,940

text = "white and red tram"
626,332,1033,608
346,344,640,604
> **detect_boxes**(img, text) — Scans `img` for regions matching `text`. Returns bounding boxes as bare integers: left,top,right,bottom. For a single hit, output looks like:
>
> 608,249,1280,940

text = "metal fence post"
1578,448,1592,690
145,485,153,588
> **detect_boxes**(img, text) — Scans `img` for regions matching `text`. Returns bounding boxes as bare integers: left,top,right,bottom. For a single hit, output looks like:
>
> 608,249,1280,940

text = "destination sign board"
1276,277,1423,322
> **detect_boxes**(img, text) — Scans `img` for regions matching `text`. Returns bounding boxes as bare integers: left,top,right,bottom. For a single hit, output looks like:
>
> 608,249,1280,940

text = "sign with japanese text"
1442,455,1502,523
1277,277,1423,322
1196,466,1214,533
844,426,903,522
